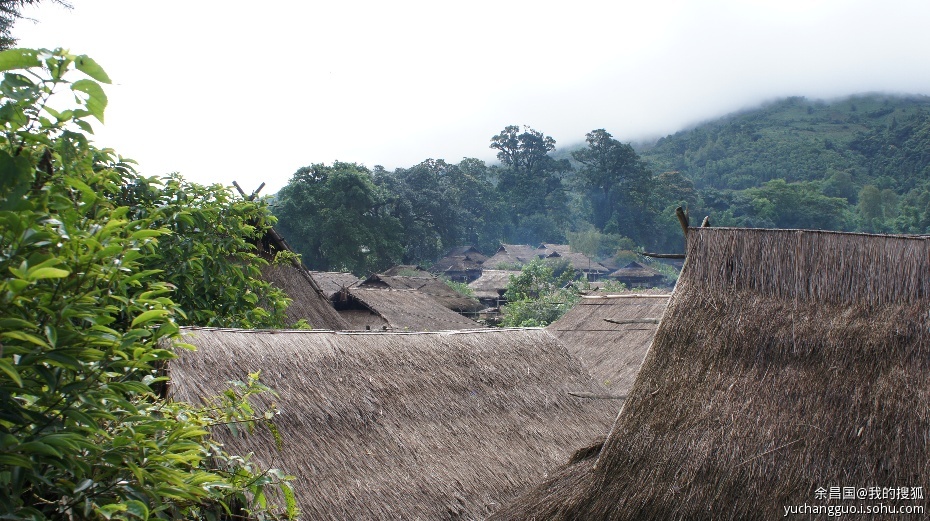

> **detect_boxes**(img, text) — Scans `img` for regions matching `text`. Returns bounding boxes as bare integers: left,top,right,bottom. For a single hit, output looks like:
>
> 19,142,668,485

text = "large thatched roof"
260,264,348,330
494,228,930,520
379,264,432,277
359,274,483,313
546,292,670,393
538,244,611,275
430,247,488,280
343,287,482,331
485,244,541,268
609,261,666,285
309,271,361,300
468,270,522,300
168,327,618,520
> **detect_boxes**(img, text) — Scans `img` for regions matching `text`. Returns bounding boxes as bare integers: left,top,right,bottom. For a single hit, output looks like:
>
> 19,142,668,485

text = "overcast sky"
15,0,930,193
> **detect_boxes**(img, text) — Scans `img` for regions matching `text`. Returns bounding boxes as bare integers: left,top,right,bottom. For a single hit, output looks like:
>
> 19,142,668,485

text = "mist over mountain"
630,92,930,234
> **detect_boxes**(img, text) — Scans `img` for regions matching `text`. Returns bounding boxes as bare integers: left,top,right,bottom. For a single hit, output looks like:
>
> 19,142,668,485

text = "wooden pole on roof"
232,180,328,298
675,206,689,238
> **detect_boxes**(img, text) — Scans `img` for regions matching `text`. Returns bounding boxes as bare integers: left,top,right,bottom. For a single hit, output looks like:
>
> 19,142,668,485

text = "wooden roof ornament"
232,181,347,330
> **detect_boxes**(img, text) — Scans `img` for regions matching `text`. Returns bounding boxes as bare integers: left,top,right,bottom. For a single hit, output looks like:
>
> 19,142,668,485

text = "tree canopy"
0,47,295,520
273,161,403,274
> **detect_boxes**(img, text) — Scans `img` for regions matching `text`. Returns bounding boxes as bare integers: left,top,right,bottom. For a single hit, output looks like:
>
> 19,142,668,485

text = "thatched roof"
430,251,487,277
468,270,522,300
609,261,665,283
538,244,610,275
446,245,486,257
379,264,431,277
259,263,348,330
343,287,481,331
309,271,361,300
494,228,930,519
485,244,541,268
546,292,670,393
168,327,618,520
359,274,483,313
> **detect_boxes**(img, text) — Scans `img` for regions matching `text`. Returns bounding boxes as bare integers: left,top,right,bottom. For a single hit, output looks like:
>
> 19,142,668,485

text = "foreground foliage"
0,48,294,519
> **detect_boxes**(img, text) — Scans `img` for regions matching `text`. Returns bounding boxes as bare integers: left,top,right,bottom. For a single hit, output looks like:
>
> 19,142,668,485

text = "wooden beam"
675,206,689,238
568,391,627,400
603,317,660,325
641,252,686,259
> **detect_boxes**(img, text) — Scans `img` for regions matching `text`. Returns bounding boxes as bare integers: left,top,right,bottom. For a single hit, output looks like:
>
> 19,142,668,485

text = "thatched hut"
537,244,611,281
168,327,618,520
546,292,670,393
494,228,930,520
248,217,348,330
379,264,432,277
608,261,666,288
468,269,522,307
337,287,482,331
358,274,482,313
259,264,349,330
431,246,488,283
484,244,541,269
308,271,361,300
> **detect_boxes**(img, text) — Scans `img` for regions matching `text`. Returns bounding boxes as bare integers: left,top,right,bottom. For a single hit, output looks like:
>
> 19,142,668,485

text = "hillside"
635,94,930,234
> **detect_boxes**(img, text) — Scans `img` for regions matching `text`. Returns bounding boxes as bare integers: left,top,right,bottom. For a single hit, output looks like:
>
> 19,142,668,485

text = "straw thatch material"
494,228,930,520
260,263,348,330
343,287,482,331
309,271,361,300
537,244,611,278
547,292,670,393
468,270,522,303
609,261,666,287
485,244,541,269
431,247,488,283
379,264,432,277
359,274,483,313
168,327,618,520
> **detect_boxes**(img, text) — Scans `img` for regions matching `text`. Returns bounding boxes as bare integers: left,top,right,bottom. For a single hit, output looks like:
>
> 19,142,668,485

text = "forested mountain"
273,94,930,275
638,94,930,233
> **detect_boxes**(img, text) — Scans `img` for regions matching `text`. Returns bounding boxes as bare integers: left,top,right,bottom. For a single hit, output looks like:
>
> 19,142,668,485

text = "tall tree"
445,157,506,253
273,162,403,274
571,129,653,237
490,125,571,243
373,158,506,262
375,159,458,263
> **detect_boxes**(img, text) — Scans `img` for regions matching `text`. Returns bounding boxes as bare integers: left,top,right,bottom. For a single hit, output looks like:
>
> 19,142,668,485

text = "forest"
273,94,930,275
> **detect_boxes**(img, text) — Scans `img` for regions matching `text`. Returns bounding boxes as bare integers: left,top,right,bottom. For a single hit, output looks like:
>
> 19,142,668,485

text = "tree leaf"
17,441,62,458
131,309,170,327
75,55,111,84
0,48,41,72
124,500,149,520
28,267,70,280
97,503,127,519
0,359,22,387
70,79,107,123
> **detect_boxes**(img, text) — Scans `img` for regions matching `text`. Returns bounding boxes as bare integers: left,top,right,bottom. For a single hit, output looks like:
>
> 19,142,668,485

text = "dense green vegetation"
275,94,930,275
499,259,580,327
639,94,930,234
0,48,296,519
274,127,693,274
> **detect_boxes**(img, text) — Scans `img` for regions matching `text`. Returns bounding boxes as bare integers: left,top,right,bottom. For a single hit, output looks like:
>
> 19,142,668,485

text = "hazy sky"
15,0,930,193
